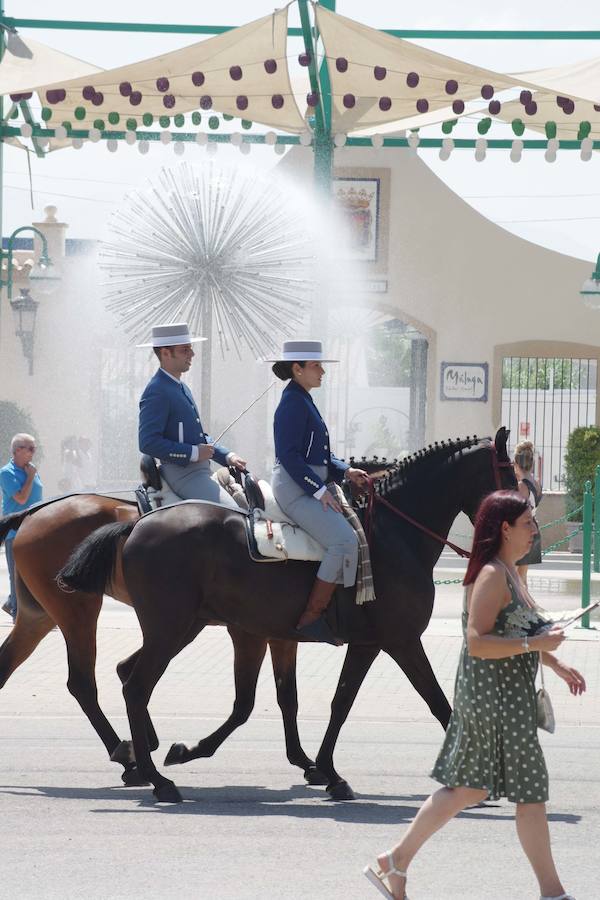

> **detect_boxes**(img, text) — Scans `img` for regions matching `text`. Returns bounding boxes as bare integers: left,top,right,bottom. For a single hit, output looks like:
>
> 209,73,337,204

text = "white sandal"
363,850,408,899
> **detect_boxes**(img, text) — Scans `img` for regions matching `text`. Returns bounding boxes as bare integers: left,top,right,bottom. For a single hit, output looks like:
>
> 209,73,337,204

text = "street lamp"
0,225,60,373
9,287,39,375
580,252,600,309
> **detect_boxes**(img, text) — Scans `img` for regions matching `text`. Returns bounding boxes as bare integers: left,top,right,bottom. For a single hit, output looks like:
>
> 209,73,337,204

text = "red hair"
463,490,529,586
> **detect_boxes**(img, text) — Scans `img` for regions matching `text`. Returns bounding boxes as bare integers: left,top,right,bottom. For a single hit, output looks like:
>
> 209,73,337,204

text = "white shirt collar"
160,368,181,385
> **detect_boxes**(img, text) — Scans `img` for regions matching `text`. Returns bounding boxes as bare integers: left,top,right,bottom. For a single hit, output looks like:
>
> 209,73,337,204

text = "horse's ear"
495,426,511,462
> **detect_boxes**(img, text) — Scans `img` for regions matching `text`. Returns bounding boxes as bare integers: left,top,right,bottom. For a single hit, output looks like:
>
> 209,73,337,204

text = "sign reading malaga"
440,362,488,402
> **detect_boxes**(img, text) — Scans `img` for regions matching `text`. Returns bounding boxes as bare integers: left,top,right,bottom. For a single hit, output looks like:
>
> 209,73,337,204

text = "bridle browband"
364,443,515,559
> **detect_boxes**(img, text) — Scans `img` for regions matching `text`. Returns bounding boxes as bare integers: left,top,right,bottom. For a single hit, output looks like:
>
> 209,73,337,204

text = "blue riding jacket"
138,368,231,467
273,380,349,496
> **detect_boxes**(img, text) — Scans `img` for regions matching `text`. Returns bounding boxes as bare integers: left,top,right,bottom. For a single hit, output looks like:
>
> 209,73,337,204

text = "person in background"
59,435,81,492
364,491,585,900
514,440,543,584
77,436,96,491
0,433,43,622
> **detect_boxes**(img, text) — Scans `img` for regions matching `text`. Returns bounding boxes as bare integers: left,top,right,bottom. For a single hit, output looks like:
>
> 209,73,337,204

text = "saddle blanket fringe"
329,482,375,605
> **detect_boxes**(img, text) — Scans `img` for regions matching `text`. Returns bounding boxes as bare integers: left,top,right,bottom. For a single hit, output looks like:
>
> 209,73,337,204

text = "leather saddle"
136,456,326,564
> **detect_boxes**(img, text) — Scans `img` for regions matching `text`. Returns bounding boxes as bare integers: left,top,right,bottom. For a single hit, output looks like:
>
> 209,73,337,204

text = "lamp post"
580,253,600,309
0,225,59,373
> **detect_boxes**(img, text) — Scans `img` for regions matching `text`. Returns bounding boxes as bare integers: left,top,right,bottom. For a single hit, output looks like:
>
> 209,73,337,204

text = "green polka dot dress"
432,575,549,803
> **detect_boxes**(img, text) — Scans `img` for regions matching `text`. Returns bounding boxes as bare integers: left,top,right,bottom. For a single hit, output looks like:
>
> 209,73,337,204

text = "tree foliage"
0,400,42,466
564,425,600,513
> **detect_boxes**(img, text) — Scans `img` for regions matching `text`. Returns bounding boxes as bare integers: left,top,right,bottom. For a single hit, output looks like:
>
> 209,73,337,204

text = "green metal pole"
298,0,332,194
594,464,600,573
581,479,592,628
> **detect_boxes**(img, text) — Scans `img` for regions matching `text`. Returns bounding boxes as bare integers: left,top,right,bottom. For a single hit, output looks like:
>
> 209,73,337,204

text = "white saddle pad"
253,480,325,562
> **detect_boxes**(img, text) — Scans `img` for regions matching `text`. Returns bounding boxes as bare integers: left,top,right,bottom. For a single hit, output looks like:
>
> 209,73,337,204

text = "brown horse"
59,431,516,803
0,493,326,786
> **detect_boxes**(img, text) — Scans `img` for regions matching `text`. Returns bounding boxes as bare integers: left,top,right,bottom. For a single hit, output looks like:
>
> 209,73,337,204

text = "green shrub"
0,400,43,466
563,426,600,514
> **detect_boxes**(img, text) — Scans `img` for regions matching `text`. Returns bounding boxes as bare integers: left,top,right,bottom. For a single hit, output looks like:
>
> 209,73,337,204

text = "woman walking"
514,440,543,583
267,340,369,644
364,490,586,899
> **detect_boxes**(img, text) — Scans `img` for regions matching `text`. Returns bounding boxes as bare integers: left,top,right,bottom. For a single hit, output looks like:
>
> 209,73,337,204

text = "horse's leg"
385,638,452,729
315,643,380,801
0,574,55,688
164,624,268,766
116,649,159,756
268,638,328,786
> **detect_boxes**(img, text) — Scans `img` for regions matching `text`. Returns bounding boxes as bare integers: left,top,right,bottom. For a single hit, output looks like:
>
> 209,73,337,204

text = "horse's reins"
364,445,515,559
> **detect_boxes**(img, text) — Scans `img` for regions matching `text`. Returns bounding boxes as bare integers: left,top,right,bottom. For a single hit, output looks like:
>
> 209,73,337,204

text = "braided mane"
349,435,490,506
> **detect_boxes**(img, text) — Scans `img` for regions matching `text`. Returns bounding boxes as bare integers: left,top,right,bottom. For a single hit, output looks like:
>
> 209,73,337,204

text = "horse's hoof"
326,780,355,801
153,781,183,804
164,742,190,767
110,739,135,765
121,767,150,787
304,766,329,786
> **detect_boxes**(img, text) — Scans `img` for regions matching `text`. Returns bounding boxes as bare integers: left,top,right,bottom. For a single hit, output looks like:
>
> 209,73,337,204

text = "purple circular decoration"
156,77,170,93
264,58,277,74
343,93,356,109
481,84,494,100
452,99,465,115
306,92,319,108
520,89,532,106
445,79,458,95
236,95,248,111
192,71,205,87
91,91,104,107
556,95,568,108
563,98,575,115
379,96,392,112
119,81,132,97
129,91,142,106
82,85,95,101
416,98,429,113
200,95,212,110
374,66,387,81
271,94,284,109
230,65,243,81
46,88,66,104
298,52,311,67
406,72,419,88
525,100,538,116
336,57,348,73
488,99,501,115
10,92,32,101
163,94,176,109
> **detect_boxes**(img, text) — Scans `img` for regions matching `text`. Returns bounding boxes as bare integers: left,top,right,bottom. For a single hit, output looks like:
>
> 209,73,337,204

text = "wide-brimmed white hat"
263,340,338,363
137,322,207,348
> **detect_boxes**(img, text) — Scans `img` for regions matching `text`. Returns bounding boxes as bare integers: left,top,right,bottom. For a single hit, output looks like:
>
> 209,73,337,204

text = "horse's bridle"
363,443,515,559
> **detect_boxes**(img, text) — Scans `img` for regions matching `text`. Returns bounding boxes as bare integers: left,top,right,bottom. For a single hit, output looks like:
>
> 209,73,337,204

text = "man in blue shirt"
138,322,247,506
0,433,43,622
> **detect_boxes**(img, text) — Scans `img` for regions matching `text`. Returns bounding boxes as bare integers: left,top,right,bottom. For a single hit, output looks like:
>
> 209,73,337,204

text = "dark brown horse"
0,493,325,786
59,431,516,803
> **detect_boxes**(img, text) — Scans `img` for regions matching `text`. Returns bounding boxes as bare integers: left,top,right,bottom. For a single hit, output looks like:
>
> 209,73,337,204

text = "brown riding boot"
296,578,341,645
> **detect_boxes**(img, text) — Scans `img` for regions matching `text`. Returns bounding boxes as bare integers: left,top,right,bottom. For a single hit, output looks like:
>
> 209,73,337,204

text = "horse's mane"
348,435,491,505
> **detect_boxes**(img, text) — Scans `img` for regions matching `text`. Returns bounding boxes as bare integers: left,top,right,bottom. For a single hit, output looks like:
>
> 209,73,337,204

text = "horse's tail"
56,521,135,595
0,510,32,546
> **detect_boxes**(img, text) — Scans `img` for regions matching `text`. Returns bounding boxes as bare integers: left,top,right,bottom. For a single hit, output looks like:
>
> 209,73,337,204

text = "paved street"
0,552,598,899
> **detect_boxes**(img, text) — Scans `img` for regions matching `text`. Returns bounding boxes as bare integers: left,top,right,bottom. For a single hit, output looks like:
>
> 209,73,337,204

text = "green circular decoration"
223,113,234,121
208,115,219,130
41,107,52,121
192,111,202,126
62,121,72,132
545,121,557,139
511,118,525,136
126,118,137,131
241,119,252,130
477,117,492,135
108,111,120,125
74,106,86,121
159,115,170,128
142,112,153,127
93,119,105,131
441,120,453,134
578,120,591,138
174,113,185,128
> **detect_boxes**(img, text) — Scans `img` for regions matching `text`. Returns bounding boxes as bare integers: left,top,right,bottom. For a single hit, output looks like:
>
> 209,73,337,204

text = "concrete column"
32,205,68,262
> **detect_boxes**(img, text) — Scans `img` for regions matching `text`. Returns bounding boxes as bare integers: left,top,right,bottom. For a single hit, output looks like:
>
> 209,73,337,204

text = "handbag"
536,653,555,733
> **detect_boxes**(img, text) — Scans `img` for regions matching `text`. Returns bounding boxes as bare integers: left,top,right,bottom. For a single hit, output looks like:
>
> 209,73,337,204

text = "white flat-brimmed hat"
264,340,338,363
137,322,207,348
